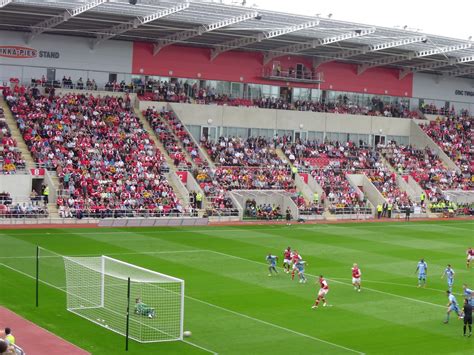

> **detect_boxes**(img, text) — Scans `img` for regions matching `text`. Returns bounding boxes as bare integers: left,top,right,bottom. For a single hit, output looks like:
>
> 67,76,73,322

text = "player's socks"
291,271,295,280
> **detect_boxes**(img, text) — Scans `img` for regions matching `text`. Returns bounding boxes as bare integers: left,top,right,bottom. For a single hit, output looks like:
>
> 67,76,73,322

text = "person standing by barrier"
42,185,49,205
420,191,425,207
196,192,203,209
377,204,383,219
291,166,298,180
313,192,319,204
387,202,392,218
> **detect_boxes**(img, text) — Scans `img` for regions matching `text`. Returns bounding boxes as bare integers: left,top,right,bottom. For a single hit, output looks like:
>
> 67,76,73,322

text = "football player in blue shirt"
441,264,455,292
415,258,428,287
444,290,461,324
266,253,278,277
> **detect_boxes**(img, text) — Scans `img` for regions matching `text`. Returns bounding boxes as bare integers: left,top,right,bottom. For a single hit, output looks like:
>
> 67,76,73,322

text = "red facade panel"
132,42,413,97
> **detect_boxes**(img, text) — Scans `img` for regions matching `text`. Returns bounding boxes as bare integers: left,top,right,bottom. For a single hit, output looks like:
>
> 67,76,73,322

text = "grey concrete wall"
0,31,133,86
294,174,314,202
0,174,32,201
413,73,474,112
167,172,190,206
346,174,378,211
168,102,414,138
408,176,424,203
409,121,459,172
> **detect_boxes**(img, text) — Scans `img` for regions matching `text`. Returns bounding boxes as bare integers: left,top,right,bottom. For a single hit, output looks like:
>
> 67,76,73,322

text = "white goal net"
63,256,184,343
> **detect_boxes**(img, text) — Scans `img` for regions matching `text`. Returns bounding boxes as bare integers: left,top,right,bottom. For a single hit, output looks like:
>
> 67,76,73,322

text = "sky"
219,0,473,41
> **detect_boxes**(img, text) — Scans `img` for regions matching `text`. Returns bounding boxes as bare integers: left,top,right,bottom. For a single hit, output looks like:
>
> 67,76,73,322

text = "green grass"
0,220,473,354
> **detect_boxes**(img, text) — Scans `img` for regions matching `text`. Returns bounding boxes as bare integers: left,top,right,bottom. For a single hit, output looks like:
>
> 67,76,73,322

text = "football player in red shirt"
467,247,474,269
312,275,329,309
290,250,302,280
352,263,362,292
283,247,292,273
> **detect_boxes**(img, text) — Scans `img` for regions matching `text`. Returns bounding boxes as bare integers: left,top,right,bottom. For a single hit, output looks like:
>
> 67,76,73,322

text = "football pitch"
0,220,473,354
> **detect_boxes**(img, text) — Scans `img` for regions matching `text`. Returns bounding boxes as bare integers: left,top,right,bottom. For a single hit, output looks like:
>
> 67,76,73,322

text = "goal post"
63,255,184,343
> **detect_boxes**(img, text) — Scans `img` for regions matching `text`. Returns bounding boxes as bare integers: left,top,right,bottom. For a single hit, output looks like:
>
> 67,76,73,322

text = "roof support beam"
263,27,376,65
399,55,474,79
316,36,427,70
210,19,320,61
0,0,13,9
93,2,189,48
359,42,472,74
153,11,258,56
26,0,109,43
443,66,474,77
415,43,472,58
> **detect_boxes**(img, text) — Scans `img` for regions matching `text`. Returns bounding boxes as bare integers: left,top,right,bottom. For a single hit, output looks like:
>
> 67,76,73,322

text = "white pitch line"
184,294,364,355
330,277,464,296
206,250,446,309
0,249,206,260
183,340,218,355
0,261,221,355
0,253,363,354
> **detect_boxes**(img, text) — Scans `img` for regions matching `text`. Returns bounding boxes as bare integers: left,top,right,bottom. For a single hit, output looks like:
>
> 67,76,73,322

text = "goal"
63,255,184,343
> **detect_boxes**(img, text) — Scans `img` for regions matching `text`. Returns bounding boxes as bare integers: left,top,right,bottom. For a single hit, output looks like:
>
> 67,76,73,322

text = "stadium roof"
1,0,473,79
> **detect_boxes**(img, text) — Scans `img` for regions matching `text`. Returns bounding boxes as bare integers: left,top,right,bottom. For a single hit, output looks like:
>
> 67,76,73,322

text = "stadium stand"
4,88,183,218
0,107,25,174
381,142,469,201
421,115,473,184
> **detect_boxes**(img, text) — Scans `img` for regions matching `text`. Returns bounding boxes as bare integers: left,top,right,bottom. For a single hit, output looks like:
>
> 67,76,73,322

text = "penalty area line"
185,294,364,355
182,340,218,355
0,262,220,355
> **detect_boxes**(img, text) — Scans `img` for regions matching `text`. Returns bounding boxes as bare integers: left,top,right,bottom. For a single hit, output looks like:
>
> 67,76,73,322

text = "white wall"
169,103,413,138
0,31,133,86
413,73,474,111
0,175,32,201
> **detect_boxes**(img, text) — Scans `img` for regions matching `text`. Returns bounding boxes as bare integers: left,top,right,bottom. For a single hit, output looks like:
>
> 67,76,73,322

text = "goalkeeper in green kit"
134,297,156,318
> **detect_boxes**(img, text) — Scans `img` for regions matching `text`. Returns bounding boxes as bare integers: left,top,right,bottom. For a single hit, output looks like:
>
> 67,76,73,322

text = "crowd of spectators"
5,87,183,218
421,115,473,185
381,142,469,201
244,199,282,220
144,107,207,169
253,97,422,119
0,200,48,218
203,136,285,167
157,108,205,167
144,108,191,169
0,108,25,174
137,78,423,119
365,166,411,209
291,192,324,215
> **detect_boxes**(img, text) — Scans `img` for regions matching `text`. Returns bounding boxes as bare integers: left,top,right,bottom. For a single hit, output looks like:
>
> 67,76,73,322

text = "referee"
463,298,472,337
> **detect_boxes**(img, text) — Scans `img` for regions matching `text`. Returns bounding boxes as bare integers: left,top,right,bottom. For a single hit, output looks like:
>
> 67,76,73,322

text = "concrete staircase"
45,171,60,219
0,97,35,170
167,104,216,170
134,107,175,169
133,107,190,207
275,147,311,204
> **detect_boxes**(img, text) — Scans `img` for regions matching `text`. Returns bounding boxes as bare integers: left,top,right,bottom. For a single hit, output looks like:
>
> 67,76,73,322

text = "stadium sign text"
0,45,60,59
454,89,474,97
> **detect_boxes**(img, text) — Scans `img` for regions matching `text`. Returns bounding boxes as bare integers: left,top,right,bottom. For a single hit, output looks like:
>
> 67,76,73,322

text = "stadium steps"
47,202,60,219
156,110,200,170
167,105,216,170
275,147,312,204
0,97,35,170
133,108,192,209
133,107,175,169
